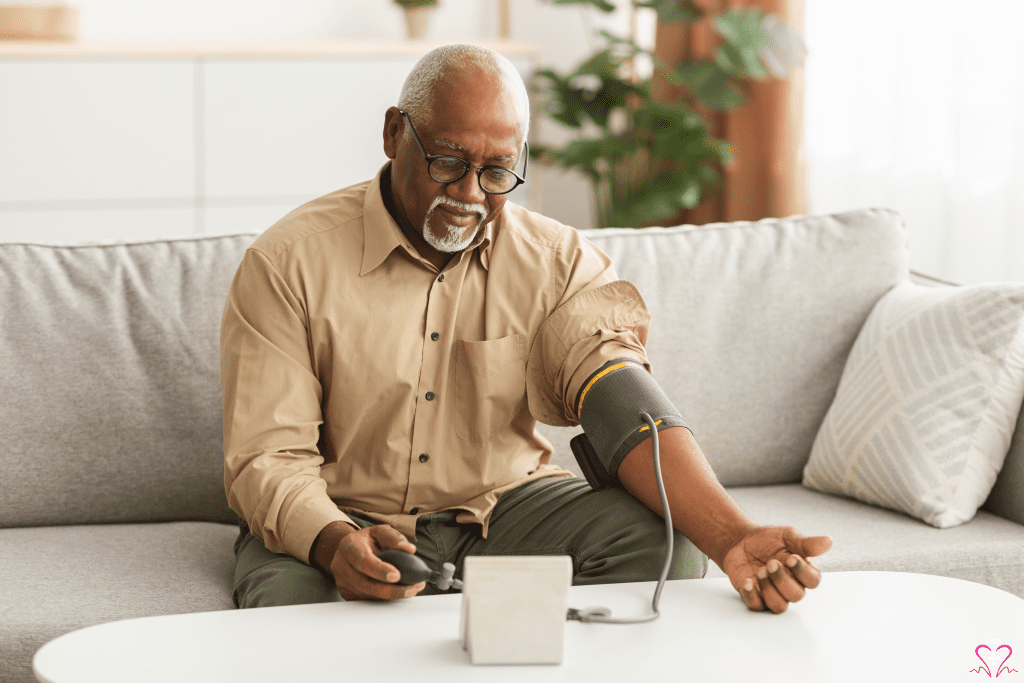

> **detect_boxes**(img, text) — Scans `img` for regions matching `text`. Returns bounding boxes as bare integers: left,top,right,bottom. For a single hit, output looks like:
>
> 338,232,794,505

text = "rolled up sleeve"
526,230,652,427
220,248,351,563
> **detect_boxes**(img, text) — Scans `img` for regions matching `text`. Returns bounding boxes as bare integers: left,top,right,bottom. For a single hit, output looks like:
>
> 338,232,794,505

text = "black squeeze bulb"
377,549,433,585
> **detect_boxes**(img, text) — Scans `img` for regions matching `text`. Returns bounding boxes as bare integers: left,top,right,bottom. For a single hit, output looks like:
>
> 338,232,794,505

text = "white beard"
422,196,488,253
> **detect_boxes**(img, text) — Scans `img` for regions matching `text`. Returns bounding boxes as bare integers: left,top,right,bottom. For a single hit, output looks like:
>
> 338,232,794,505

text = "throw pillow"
803,282,1024,528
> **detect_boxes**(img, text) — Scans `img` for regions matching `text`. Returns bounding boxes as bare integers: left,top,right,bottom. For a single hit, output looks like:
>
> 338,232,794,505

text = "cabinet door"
0,207,196,244
202,53,536,204
0,60,195,204
202,57,419,200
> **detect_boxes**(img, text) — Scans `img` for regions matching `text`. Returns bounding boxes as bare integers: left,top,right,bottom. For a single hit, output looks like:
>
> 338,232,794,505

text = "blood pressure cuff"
570,359,689,490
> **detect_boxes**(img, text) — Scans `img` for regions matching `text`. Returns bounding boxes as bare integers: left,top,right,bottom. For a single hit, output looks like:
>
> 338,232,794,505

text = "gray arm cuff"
576,360,690,481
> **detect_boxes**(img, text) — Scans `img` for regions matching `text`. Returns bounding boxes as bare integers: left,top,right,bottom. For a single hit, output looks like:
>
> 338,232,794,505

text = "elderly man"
221,44,831,614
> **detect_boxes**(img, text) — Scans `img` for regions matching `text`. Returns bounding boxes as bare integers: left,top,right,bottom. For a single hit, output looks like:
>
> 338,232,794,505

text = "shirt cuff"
281,499,357,566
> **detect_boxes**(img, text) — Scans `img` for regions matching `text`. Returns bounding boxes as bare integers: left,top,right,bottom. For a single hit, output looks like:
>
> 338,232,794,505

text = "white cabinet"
203,57,419,199
0,207,197,243
0,42,538,244
0,60,195,204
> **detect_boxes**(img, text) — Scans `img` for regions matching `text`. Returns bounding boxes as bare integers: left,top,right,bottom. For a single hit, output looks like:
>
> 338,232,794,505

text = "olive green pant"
232,477,708,608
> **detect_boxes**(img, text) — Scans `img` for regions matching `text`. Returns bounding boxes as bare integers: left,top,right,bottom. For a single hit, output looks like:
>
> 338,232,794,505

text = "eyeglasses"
398,109,528,195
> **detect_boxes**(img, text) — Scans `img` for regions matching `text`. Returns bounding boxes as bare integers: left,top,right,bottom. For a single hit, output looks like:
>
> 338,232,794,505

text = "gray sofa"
3,207,1024,683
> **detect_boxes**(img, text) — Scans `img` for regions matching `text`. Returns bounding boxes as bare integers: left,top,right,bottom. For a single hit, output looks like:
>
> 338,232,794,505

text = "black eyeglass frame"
398,109,528,196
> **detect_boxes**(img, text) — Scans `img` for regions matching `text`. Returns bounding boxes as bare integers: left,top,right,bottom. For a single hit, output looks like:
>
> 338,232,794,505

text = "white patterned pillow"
803,282,1024,528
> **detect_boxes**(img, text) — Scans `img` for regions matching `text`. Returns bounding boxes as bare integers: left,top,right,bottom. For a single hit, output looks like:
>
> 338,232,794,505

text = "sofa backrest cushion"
574,208,910,486
1,207,911,527
985,404,1024,526
0,234,257,528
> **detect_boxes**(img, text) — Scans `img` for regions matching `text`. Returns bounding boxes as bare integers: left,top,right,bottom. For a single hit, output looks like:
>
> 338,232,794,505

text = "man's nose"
446,169,487,205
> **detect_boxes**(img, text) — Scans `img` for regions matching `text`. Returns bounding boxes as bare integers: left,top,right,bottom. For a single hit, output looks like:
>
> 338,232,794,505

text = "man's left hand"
722,526,833,614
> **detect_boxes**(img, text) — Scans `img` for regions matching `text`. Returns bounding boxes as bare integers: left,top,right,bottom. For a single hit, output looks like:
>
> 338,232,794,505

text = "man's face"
384,72,526,254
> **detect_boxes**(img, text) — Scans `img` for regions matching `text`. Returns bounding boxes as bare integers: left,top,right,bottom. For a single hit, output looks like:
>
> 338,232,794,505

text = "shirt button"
430,332,439,341
425,391,435,401
419,453,429,463
438,274,444,282
410,507,419,515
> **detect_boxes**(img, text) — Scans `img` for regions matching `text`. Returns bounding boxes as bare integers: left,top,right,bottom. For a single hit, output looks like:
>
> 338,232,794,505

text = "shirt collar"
360,163,496,277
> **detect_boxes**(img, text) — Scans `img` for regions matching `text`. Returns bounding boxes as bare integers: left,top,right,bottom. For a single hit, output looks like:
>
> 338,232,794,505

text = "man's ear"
383,107,403,160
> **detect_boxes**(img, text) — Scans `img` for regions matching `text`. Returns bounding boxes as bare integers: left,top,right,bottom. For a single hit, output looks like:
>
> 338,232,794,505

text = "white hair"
398,43,530,140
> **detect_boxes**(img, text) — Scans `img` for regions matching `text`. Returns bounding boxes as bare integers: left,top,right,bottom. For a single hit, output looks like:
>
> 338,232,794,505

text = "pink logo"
971,642,1019,677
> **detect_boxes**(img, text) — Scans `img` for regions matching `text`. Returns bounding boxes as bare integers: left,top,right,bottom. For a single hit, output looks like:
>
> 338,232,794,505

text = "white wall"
804,0,1024,284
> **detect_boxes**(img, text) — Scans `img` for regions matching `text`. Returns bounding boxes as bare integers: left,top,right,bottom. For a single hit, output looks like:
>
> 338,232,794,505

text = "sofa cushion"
804,282,1024,528
0,234,257,527
708,484,1024,599
986,402,1024,526
0,521,238,683
577,208,910,485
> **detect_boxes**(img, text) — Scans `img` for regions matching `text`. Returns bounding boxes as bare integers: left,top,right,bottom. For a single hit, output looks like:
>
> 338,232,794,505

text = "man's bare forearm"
616,426,758,570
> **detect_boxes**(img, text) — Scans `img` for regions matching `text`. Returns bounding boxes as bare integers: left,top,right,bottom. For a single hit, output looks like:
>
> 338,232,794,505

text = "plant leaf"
692,67,746,109
696,164,720,186
706,139,733,165
605,170,704,227
633,0,703,23
759,13,808,78
552,0,617,12
574,48,621,78
715,9,768,46
714,9,774,80
557,134,641,169
531,70,587,128
715,42,767,79
666,58,718,89
631,102,711,160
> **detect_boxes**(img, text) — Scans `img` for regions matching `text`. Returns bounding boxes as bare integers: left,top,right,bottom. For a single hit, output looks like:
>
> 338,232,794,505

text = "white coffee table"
34,571,1024,682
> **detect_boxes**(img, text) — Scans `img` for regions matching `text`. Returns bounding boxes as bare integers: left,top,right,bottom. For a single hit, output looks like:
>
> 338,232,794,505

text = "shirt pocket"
454,334,527,443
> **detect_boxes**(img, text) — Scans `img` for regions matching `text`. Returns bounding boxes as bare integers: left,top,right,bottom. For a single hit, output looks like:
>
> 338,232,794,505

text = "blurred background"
0,0,1021,284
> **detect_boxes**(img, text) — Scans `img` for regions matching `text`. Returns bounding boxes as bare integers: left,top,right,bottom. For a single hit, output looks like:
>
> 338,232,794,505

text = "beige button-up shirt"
221,164,652,564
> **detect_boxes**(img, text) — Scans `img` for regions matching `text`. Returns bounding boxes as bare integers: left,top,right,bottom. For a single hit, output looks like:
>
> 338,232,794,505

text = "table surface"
33,571,1024,683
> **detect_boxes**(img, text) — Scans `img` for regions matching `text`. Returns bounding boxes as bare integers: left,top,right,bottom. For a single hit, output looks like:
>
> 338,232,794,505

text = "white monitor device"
460,555,573,665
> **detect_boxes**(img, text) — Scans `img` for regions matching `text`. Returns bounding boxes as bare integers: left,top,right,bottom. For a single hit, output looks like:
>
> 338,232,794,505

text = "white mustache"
428,196,487,222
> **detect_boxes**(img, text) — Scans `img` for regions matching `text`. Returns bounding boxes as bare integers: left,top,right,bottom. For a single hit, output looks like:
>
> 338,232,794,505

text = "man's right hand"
312,521,426,601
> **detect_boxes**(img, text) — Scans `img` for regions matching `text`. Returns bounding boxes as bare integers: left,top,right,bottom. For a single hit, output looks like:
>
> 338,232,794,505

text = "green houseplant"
533,0,806,228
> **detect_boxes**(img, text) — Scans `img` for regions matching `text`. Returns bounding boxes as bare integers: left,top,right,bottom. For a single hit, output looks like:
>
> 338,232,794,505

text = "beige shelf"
0,38,539,58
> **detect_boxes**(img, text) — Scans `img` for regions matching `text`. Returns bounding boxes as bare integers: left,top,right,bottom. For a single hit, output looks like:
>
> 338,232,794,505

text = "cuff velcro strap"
574,360,689,485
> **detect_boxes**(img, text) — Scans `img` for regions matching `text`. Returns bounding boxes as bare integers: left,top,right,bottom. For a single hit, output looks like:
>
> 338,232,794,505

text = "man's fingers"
339,566,425,600
325,524,427,601
798,534,833,559
348,541,401,583
341,552,425,599
369,525,416,554
785,554,822,589
739,578,765,612
767,559,806,603
756,567,789,614
343,526,416,584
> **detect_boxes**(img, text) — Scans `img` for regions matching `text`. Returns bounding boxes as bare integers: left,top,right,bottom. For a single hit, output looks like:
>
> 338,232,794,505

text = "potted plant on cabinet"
393,0,439,40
